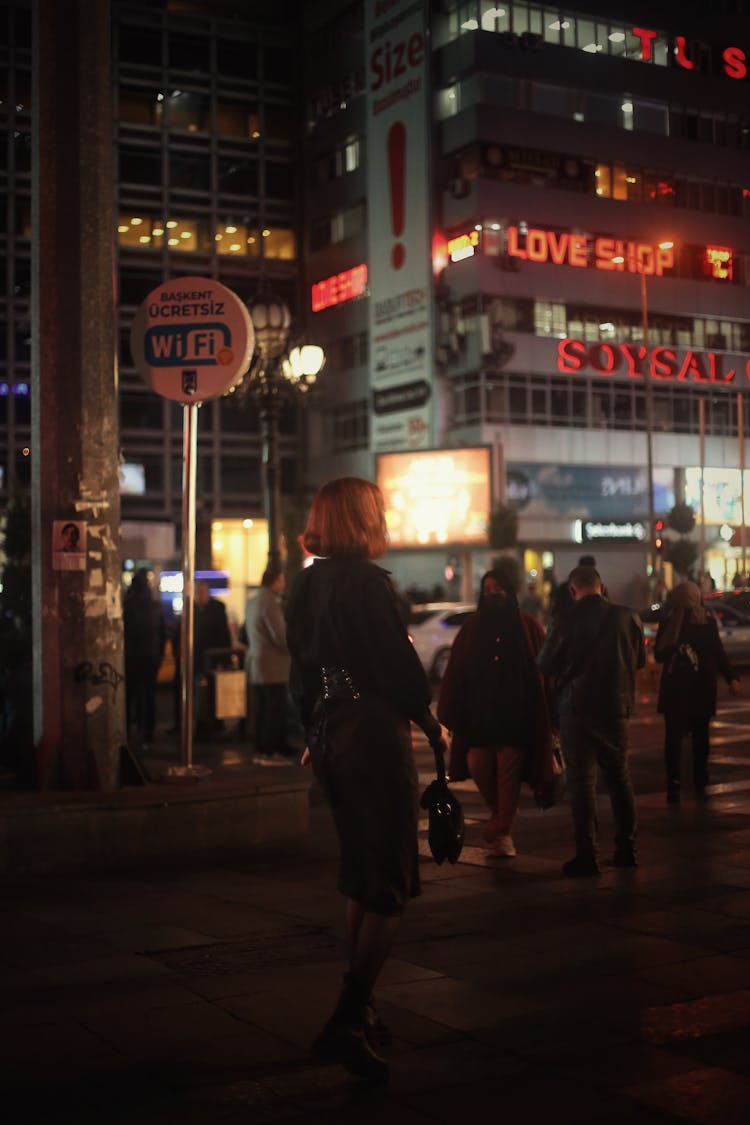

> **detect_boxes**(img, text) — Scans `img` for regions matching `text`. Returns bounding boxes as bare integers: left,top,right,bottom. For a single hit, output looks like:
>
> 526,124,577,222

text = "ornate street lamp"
244,293,325,568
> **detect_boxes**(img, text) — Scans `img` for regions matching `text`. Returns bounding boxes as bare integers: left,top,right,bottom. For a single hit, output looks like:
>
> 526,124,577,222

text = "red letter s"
723,46,747,80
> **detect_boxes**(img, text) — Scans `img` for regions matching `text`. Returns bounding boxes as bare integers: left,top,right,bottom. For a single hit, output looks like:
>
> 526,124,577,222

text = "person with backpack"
655,580,740,805
537,565,645,876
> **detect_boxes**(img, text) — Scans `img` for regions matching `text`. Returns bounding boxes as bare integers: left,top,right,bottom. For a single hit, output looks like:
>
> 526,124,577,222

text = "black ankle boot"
312,973,389,1083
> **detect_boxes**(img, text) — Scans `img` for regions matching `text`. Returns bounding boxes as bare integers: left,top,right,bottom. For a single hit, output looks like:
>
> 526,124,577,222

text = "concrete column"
31,0,124,790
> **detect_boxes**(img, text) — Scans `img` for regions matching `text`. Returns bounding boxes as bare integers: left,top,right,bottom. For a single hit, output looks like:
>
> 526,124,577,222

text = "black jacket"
537,594,645,720
655,613,736,718
285,557,433,732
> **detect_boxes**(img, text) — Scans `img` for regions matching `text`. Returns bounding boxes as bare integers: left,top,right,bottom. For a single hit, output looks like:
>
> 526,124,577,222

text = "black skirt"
309,694,421,915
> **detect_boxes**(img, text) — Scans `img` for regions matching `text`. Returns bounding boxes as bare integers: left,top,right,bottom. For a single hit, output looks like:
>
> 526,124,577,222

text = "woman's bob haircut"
303,477,389,560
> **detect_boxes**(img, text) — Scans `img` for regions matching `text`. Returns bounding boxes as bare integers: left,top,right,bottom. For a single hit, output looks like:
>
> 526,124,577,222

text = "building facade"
3,0,750,609
1,0,304,588
302,0,750,603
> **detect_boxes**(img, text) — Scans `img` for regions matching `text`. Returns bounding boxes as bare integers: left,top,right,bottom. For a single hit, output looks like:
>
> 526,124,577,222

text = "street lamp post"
245,293,325,569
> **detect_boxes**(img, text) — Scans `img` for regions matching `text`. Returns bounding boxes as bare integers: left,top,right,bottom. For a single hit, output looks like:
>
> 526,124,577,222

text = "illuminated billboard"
377,447,491,548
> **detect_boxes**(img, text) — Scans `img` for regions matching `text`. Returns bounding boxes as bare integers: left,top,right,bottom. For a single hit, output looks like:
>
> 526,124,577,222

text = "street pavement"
3,682,750,1124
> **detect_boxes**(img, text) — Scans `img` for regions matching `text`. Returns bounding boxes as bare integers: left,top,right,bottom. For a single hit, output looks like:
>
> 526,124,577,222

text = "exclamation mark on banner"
387,121,406,270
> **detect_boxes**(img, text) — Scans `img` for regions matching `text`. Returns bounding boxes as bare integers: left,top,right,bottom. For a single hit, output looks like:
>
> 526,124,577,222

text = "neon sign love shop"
507,227,674,275
558,339,750,384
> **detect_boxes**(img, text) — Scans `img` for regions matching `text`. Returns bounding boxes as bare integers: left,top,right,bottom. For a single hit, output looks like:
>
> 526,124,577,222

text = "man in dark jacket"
537,565,645,877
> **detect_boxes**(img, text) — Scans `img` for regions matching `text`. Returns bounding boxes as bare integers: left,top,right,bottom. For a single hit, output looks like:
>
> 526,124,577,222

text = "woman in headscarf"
655,580,740,804
437,569,557,857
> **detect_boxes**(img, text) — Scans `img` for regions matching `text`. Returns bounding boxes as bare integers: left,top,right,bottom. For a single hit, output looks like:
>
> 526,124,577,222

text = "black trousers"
560,715,637,860
252,682,288,757
663,712,710,791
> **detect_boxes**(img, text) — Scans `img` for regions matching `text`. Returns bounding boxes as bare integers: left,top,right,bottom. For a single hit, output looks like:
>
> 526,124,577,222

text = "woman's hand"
300,747,311,767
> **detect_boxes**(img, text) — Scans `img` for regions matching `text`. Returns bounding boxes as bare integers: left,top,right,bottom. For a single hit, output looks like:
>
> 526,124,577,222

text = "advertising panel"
377,447,491,547
365,0,434,451
507,463,674,520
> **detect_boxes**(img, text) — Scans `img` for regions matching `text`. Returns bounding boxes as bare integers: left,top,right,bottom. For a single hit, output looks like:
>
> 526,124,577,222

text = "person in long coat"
285,477,444,1084
655,580,740,804
437,568,557,858
123,568,166,749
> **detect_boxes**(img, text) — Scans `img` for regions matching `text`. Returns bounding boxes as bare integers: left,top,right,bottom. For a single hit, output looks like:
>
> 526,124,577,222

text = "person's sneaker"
612,847,638,868
562,855,600,877
487,834,516,858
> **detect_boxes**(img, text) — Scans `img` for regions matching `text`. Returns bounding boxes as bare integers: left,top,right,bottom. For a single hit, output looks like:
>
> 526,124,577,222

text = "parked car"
641,599,750,667
407,602,475,681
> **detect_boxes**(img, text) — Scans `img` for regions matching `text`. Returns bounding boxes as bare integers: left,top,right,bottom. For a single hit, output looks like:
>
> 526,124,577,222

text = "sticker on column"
53,520,87,570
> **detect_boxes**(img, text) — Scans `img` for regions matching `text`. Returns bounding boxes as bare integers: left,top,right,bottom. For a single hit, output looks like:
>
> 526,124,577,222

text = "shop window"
118,25,162,68
120,85,162,127
217,39,258,80
15,447,32,485
218,156,258,196
168,32,210,74
262,226,296,260
167,91,210,133
14,322,31,362
217,101,260,139
625,169,642,202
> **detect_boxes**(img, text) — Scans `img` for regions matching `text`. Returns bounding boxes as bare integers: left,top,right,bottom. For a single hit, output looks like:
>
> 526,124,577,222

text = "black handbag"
420,737,465,865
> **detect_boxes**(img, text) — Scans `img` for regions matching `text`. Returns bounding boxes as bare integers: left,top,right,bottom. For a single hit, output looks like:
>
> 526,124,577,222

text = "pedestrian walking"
537,565,644,876
654,580,740,804
285,476,444,1084
123,568,166,750
437,568,557,858
245,562,292,761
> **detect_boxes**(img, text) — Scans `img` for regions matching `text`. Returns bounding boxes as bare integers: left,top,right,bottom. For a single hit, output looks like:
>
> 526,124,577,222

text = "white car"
408,602,476,681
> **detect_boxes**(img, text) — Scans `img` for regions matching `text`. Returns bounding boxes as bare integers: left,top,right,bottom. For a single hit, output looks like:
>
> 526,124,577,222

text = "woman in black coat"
286,477,444,1084
655,580,740,804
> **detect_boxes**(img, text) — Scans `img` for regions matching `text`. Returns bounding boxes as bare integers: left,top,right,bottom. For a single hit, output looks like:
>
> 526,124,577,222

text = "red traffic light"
654,518,665,551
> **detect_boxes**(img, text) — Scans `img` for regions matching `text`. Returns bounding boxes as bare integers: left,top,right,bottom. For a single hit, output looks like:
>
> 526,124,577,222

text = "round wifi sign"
130,276,255,403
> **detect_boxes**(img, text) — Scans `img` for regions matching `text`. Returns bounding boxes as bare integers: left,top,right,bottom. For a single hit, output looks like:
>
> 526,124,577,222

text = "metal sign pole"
181,400,198,772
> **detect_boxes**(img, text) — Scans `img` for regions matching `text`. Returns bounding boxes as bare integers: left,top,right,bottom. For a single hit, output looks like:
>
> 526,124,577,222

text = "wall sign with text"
557,339,750,385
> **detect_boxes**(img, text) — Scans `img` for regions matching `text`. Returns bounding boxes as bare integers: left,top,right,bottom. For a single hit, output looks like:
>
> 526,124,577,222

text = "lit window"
263,227,296,260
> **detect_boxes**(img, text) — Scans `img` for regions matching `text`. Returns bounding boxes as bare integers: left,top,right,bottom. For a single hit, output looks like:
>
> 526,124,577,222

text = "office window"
221,455,260,494
262,226,296,259
120,391,164,429
118,25,162,68
120,85,162,127
217,39,258,80
265,160,294,200
170,150,210,191
218,156,258,196
120,145,162,186
216,220,260,257
265,103,294,142
168,31,210,74
166,91,210,133
217,101,260,139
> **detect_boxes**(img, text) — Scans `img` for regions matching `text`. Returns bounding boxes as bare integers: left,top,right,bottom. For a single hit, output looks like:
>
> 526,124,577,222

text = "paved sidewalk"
3,687,750,1124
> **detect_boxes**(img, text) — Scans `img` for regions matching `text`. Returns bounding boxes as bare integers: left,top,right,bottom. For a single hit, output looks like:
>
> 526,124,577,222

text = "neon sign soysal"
558,338,750,384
